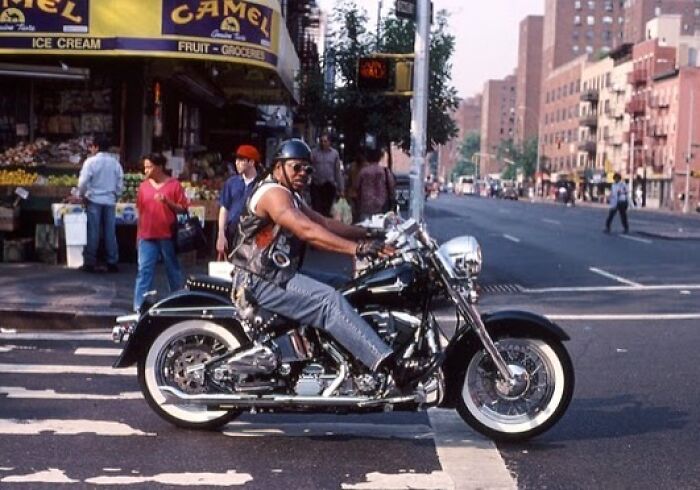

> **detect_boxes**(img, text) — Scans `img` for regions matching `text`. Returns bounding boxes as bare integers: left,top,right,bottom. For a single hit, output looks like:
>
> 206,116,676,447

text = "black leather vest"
231,180,305,285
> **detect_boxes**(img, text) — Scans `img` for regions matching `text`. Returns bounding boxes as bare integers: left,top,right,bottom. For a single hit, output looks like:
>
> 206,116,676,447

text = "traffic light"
357,57,390,90
395,61,413,92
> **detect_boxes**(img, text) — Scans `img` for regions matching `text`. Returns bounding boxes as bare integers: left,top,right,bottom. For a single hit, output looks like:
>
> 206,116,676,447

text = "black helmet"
272,139,311,164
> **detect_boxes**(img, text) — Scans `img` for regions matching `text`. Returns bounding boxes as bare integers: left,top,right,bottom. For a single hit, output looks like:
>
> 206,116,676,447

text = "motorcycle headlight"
438,236,482,277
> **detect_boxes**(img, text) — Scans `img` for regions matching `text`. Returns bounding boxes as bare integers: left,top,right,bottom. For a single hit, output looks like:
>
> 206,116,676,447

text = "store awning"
0,0,299,103
0,62,90,80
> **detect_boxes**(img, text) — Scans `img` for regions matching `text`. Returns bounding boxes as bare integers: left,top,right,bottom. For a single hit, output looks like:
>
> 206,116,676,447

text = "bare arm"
301,201,367,240
258,188,359,256
216,206,228,254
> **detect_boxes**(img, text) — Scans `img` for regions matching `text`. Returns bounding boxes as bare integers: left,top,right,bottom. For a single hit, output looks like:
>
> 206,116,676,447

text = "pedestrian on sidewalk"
77,136,124,273
604,173,629,234
310,133,344,217
353,148,395,220
133,153,189,312
216,144,260,256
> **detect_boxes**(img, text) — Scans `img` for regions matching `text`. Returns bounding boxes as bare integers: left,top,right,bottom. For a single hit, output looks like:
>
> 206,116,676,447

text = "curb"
0,309,120,331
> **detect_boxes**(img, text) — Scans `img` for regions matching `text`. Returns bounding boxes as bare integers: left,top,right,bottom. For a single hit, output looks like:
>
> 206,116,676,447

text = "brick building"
515,16,544,145
436,94,482,182
624,0,700,43
480,74,517,175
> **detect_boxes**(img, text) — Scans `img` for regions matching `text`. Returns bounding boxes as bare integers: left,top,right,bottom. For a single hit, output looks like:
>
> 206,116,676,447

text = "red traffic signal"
357,57,390,90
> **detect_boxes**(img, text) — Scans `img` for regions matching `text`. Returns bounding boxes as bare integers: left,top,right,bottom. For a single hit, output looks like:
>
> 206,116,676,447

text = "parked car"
500,186,519,200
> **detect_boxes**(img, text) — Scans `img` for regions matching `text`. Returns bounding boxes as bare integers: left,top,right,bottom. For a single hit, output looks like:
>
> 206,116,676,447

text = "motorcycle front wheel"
456,335,574,442
138,320,245,430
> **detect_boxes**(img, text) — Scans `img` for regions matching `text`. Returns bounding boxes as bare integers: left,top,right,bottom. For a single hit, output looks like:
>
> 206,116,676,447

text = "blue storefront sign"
161,0,273,48
0,0,89,34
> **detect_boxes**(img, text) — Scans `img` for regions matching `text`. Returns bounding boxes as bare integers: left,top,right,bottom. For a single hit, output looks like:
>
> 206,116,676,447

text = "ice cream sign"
0,0,89,33
163,0,273,48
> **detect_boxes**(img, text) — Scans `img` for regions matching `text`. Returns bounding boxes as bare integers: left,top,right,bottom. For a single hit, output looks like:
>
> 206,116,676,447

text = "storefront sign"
162,0,273,48
0,0,281,68
0,0,89,33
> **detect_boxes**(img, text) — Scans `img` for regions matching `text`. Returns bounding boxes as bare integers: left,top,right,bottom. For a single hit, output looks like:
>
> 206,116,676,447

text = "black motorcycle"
113,219,574,441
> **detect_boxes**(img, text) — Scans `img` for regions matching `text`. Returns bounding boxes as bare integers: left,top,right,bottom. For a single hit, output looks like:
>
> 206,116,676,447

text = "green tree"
451,132,480,179
298,1,459,162
496,137,538,180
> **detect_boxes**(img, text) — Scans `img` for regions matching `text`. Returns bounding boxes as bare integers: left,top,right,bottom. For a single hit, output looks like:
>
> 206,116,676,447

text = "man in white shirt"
77,136,124,272
605,172,629,234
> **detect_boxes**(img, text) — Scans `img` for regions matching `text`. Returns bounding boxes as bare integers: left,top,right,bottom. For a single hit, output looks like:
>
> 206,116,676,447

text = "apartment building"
436,94,483,181
541,56,587,183
480,75,517,175
543,0,625,78
515,16,544,144
624,0,700,43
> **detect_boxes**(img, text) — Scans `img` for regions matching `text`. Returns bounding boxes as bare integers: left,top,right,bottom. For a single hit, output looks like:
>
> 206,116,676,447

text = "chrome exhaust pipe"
159,386,417,408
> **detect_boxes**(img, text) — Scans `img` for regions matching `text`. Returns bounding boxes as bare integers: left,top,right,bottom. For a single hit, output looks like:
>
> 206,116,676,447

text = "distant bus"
455,175,476,195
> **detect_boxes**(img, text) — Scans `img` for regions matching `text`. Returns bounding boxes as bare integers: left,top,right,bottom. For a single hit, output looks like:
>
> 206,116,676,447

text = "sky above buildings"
318,0,544,98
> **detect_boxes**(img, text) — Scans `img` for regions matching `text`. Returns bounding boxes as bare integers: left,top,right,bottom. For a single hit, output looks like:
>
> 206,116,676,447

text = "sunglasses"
287,162,313,174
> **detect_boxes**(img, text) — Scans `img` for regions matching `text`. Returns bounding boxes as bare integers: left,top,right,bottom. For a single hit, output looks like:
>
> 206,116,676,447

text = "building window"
587,16,595,26
586,45,594,53
588,1,595,9
603,16,613,24
654,7,661,16
574,15,581,25
575,0,582,10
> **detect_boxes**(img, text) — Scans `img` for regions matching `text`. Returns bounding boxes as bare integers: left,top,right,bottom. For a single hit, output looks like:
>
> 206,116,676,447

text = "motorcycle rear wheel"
456,335,574,442
138,320,245,430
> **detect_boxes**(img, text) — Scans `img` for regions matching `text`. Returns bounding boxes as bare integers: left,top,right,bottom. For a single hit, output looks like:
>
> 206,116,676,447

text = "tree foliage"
496,137,538,180
451,132,480,179
300,1,459,162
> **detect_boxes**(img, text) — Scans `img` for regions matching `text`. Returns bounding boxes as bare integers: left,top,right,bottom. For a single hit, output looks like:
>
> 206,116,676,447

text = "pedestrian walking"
216,144,260,256
347,152,367,222
604,173,629,234
310,133,344,217
77,136,123,273
133,153,189,312
353,148,395,220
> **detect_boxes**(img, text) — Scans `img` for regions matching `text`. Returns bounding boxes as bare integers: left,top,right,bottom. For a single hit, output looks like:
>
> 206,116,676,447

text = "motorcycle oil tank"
343,263,421,309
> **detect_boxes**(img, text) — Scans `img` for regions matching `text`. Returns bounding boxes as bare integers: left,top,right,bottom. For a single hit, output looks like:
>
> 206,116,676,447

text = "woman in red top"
133,153,189,311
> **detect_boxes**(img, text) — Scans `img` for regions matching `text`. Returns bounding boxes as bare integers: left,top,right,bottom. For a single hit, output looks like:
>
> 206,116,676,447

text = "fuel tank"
342,262,424,310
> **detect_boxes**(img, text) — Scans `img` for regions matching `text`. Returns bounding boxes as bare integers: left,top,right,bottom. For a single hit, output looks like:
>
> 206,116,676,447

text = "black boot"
389,353,445,390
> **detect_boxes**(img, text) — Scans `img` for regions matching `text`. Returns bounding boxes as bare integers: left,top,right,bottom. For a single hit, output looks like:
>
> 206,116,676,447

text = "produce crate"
0,206,19,231
29,185,73,198
2,237,32,262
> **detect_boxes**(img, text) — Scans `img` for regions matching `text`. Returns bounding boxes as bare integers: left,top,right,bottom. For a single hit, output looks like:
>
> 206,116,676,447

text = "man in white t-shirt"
605,173,629,233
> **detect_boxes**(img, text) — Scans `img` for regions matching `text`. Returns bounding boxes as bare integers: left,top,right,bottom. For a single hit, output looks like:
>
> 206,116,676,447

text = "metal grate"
479,283,522,295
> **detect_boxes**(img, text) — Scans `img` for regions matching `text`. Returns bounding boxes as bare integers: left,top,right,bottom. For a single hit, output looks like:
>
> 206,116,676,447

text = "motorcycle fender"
112,290,239,368
440,310,570,408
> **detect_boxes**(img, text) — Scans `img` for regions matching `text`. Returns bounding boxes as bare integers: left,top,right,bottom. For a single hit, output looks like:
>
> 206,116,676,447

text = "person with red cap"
216,144,260,255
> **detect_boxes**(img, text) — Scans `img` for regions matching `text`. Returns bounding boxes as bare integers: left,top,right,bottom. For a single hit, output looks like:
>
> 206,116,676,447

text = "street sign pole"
409,0,430,222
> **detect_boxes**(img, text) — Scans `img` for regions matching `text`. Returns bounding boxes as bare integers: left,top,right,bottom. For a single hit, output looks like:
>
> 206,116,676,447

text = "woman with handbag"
353,147,395,221
133,153,189,311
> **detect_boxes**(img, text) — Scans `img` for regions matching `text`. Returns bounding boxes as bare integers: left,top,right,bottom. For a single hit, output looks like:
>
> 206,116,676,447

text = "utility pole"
684,90,694,214
376,0,382,50
409,0,430,222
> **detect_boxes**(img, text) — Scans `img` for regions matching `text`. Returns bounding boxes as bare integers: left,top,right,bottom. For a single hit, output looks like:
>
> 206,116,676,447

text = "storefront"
0,0,299,263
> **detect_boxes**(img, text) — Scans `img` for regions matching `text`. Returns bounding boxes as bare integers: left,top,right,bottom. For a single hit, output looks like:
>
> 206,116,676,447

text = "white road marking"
502,234,520,243
341,471,452,489
589,267,642,287
0,386,142,400
619,234,652,244
85,470,253,486
0,419,154,436
521,284,700,293
434,312,700,322
541,218,561,225
428,409,517,490
1,468,78,484
0,331,111,341
0,364,134,376
74,347,122,357
222,421,433,440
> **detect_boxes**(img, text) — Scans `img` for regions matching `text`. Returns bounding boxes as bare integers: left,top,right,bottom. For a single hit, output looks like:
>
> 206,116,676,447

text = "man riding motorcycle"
229,139,434,389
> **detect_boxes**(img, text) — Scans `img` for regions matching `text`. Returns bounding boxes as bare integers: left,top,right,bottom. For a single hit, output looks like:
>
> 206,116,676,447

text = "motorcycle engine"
360,310,421,349
294,363,339,396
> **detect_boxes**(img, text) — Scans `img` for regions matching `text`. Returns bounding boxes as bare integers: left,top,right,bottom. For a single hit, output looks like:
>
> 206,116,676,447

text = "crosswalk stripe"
74,348,123,357
0,419,154,436
0,364,134,376
0,387,142,400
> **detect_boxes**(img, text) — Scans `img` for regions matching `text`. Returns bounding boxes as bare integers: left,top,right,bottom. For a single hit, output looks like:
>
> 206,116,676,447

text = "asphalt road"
1,195,699,489
427,194,700,489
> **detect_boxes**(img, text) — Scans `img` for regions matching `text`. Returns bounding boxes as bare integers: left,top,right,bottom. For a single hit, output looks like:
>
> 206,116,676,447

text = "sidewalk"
532,197,700,240
0,249,352,331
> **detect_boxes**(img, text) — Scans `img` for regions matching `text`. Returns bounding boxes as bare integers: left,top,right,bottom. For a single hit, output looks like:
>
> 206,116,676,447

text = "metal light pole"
684,90,694,214
409,0,430,222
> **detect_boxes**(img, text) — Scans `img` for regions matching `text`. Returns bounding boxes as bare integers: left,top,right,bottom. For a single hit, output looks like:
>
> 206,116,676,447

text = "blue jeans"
133,239,185,311
237,271,392,371
84,201,118,266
